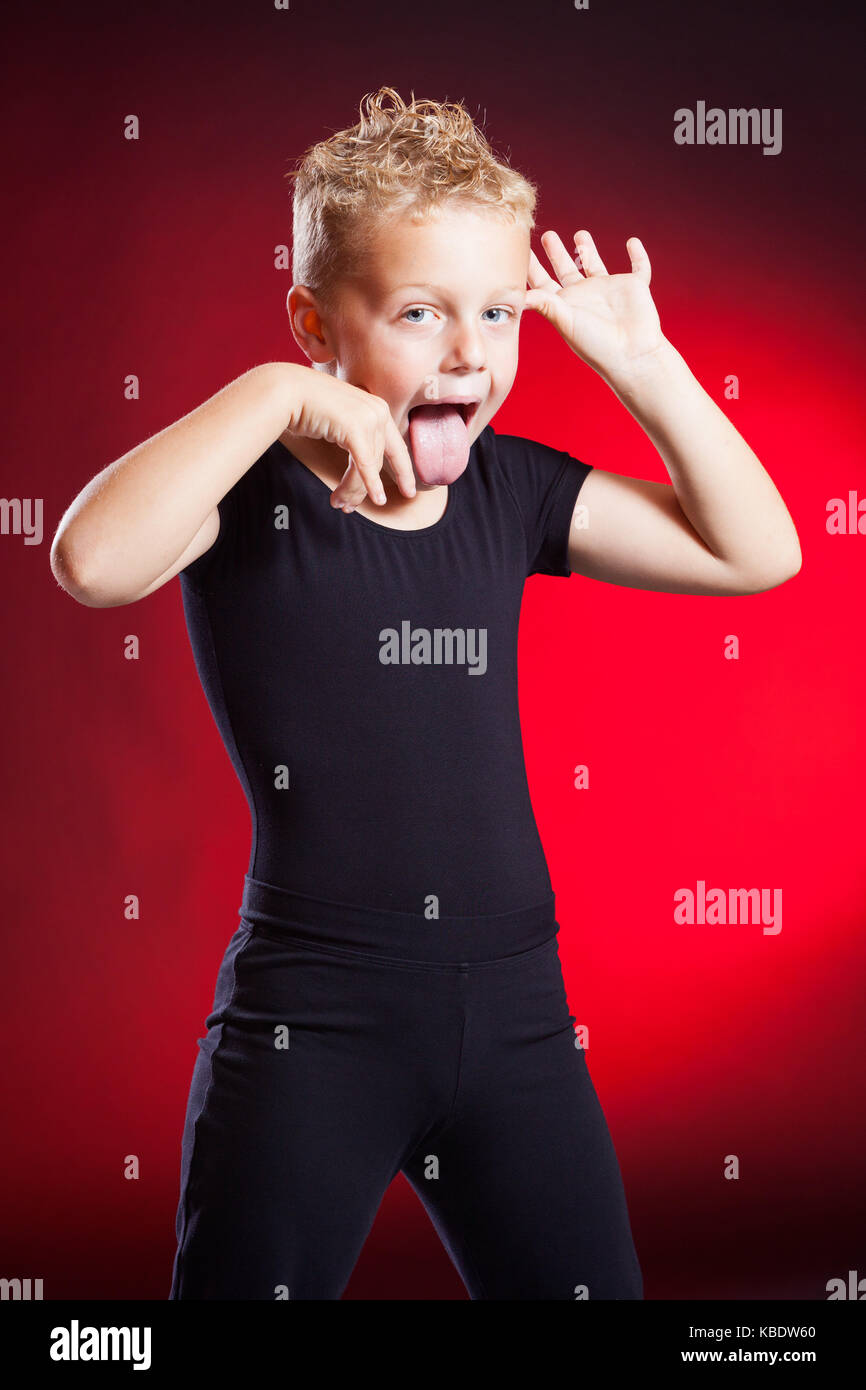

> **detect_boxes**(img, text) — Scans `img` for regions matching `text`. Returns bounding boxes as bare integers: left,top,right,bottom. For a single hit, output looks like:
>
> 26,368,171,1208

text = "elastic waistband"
238,875,559,964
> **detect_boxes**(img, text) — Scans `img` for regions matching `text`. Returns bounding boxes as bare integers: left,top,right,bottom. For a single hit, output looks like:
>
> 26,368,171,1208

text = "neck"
279,430,445,500
278,432,349,487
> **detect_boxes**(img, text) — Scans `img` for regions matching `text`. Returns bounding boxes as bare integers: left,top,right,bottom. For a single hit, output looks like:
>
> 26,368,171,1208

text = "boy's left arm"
526,230,802,595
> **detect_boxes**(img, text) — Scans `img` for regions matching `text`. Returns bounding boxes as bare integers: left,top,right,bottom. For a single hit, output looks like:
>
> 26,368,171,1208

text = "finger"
346,437,387,505
335,413,417,505
527,247,562,293
330,393,390,507
572,230,608,277
331,427,385,507
333,406,391,506
524,287,570,334
540,229,585,284
382,415,417,497
626,235,651,285
329,457,364,511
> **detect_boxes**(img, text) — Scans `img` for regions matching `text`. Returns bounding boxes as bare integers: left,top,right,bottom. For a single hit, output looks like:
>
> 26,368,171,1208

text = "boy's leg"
169,923,437,1300
401,937,644,1301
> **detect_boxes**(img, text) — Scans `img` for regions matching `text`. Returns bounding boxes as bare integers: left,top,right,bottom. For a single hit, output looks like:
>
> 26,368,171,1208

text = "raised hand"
525,230,666,377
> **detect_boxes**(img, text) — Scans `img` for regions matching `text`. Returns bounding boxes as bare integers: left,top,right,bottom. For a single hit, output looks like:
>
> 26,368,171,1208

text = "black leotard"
179,425,592,917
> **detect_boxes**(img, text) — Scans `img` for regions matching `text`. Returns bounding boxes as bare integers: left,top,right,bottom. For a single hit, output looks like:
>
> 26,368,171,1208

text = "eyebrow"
388,282,526,296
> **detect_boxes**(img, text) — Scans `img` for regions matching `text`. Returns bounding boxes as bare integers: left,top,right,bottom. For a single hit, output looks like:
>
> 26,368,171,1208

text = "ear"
287,285,336,365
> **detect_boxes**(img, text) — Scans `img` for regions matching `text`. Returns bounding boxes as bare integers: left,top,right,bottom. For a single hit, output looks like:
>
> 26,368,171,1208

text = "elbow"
50,534,114,607
50,534,87,602
769,535,803,588
52,534,164,608
785,543,803,581
737,543,802,594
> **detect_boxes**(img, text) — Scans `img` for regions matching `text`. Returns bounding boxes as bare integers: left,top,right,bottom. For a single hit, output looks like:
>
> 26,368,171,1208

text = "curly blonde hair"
286,87,537,305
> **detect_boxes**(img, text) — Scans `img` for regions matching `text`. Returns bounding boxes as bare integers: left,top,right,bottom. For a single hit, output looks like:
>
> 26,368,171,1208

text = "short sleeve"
179,487,239,589
493,432,593,577
179,451,272,590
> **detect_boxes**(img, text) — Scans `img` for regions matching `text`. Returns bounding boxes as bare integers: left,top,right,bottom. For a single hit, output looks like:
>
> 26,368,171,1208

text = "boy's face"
302,204,530,488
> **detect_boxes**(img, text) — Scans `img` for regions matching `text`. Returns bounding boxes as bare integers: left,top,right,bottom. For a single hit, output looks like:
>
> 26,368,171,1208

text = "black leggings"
168,877,643,1300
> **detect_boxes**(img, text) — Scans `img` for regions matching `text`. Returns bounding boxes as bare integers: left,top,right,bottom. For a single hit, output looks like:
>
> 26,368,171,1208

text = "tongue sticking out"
407,404,471,486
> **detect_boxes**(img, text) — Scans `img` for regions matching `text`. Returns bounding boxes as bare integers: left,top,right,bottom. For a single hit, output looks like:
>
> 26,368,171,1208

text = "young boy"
51,88,801,1301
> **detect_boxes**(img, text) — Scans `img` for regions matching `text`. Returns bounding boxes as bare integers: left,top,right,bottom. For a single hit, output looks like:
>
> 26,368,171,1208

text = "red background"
3,0,864,1299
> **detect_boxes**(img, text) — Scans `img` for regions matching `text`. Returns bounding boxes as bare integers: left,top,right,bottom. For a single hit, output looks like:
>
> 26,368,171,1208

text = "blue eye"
402,306,514,325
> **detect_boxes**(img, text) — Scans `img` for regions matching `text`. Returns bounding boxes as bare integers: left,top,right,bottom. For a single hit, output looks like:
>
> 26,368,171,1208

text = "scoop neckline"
273,437,461,537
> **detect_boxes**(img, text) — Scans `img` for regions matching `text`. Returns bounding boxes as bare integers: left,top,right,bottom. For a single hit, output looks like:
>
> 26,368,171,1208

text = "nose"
440,317,487,373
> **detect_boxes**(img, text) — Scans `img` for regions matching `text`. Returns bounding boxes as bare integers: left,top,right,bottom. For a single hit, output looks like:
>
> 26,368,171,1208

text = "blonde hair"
286,87,537,305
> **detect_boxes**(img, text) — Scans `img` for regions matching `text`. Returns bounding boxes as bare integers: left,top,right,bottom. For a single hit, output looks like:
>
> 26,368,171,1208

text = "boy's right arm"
50,362,415,608
51,362,302,607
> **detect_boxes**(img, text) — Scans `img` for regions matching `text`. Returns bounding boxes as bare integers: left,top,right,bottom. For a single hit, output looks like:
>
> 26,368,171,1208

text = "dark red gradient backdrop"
3,0,864,1300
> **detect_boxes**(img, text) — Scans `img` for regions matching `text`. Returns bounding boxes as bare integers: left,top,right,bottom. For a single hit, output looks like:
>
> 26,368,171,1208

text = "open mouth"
408,398,481,428
406,397,480,484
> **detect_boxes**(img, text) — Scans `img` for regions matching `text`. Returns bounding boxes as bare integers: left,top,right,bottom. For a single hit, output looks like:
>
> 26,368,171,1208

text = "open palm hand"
525,230,666,376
